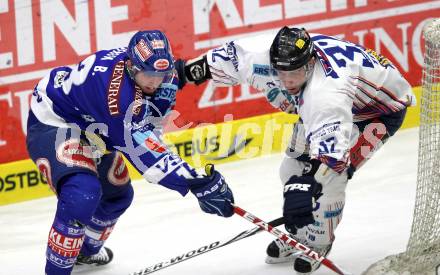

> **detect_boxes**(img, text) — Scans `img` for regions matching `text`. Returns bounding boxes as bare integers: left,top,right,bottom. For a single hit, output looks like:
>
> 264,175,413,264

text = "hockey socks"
46,217,85,275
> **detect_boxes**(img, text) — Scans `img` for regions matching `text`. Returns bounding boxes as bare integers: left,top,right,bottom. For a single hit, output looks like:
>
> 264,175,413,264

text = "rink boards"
0,86,421,205
0,1,436,205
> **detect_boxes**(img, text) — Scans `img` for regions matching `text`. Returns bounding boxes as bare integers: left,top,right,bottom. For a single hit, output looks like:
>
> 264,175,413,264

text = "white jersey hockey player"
176,26,415,273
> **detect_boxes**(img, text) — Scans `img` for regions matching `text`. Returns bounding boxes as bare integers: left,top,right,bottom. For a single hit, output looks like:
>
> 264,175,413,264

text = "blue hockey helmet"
127,30,175,80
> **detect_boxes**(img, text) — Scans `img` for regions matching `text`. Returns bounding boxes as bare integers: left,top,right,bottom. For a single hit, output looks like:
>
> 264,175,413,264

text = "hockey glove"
283,175,323,234
188,164,235,217
175,55,212,90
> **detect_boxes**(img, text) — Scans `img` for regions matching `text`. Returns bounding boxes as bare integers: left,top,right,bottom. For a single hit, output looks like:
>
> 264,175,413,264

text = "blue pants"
27,112,134,275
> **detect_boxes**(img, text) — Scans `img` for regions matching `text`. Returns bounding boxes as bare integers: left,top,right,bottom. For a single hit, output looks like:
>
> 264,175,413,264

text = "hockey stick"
128,216,284,275
234,205,353,275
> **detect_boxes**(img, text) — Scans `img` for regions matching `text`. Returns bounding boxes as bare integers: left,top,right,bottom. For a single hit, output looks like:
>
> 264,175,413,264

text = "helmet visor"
269,63,313,95
132,69,175,95
132,65,175,85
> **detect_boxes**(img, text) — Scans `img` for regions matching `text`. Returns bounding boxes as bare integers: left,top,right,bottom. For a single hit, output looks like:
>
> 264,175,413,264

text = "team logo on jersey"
108,152,130,186
56,139,97,173
153,59,170,70
151,39,165,49
107,60,125,116
135,39,153,62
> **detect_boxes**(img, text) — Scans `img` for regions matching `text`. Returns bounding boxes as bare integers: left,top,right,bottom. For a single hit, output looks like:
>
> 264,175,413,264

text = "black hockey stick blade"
128,217,284,275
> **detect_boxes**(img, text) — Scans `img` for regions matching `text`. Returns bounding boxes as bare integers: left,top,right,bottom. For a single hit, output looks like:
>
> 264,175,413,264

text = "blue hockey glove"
188,164,234,217
283,175,323,234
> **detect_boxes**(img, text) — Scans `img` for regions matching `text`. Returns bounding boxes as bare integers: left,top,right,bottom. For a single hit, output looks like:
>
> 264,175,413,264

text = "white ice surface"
0,128,419,275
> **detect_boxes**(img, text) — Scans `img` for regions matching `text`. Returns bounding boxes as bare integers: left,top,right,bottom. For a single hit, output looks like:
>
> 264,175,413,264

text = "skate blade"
265,251,303,264
72,264,108,274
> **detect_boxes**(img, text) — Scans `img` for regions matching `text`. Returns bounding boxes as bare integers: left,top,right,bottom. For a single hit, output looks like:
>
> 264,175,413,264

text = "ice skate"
75,247,113,266
265,238,303,264
294,244,332,274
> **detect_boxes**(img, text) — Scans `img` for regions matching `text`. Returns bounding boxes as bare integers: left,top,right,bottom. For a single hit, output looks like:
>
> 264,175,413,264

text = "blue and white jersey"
30,48,199,195
205,32,416,172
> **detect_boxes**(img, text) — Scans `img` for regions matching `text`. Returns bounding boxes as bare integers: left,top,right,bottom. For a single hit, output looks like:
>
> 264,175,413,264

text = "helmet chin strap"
303,58,315,83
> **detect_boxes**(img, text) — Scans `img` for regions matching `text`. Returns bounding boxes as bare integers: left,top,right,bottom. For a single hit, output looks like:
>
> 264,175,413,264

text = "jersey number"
211,48,230,63
319,137,337,155
62,54,96,95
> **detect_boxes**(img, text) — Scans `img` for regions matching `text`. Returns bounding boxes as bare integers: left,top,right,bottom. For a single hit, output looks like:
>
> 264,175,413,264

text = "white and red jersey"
205,32,415,171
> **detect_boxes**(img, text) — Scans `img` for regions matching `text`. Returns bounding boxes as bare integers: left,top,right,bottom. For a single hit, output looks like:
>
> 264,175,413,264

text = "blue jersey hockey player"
26,30,235,275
